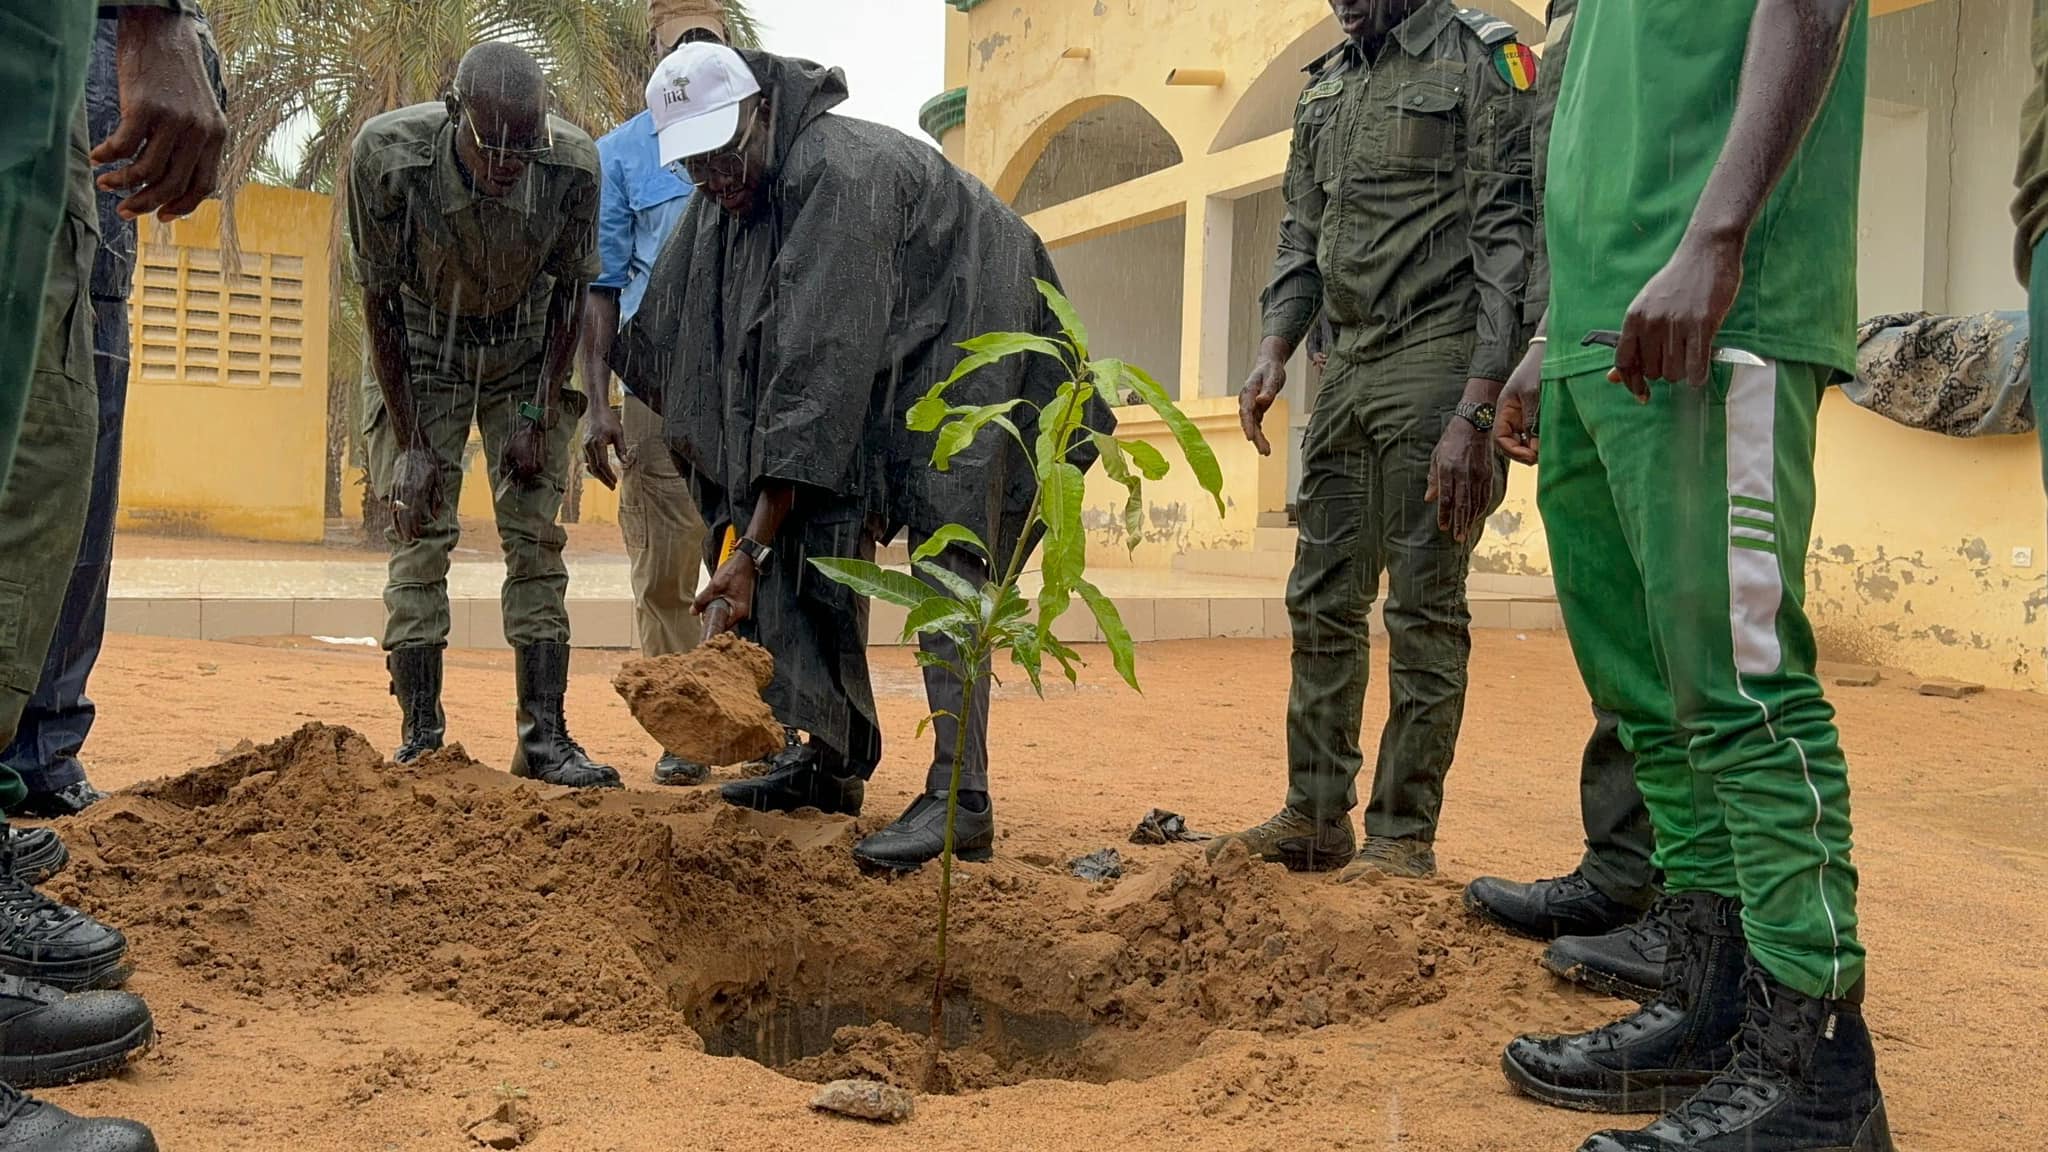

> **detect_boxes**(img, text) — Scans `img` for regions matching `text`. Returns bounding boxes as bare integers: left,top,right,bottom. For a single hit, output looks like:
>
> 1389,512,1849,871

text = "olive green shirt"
347,102,601,323
2014,0,2048,282
1262,0,1535,382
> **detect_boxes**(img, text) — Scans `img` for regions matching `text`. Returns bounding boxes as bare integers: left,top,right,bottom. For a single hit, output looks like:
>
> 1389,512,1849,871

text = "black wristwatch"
734,535,773,570
1455,401,1497,432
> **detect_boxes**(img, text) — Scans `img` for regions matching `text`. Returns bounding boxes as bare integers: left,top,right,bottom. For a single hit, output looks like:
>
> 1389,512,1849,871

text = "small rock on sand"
809,1079,916,1124
1917,678,1984,699
468,1120,522,1149
612,635,786,766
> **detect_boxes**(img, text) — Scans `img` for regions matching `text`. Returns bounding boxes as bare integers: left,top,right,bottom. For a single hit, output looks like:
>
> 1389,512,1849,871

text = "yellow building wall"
118,185,332,543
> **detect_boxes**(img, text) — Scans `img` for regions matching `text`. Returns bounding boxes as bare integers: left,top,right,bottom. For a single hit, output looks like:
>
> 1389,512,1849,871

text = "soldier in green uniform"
1213,0,1534,879
350,42,617,789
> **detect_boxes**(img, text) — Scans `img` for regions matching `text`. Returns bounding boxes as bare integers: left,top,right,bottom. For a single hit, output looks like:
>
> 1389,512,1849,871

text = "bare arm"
578,288,621,414
1614,0,1859,393
537,278,588,415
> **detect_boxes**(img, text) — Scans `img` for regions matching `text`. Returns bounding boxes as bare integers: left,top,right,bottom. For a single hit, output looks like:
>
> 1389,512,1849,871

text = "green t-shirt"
1543,0,1867,382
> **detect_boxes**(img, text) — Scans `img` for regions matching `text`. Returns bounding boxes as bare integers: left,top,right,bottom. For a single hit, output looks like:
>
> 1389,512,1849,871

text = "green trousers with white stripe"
1538,360,1863,1000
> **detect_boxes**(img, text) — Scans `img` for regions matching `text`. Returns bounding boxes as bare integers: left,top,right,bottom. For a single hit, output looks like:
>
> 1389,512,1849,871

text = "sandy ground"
25,631,2047,1151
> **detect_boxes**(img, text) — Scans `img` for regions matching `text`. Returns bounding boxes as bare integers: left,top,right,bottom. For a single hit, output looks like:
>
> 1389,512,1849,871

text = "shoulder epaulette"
1455,7,1520,45
1303,40,1350,77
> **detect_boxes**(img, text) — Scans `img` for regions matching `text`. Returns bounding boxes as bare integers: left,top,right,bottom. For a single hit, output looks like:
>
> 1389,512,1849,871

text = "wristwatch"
1455,400,1497,432
734,535,773,570
517,400,557,430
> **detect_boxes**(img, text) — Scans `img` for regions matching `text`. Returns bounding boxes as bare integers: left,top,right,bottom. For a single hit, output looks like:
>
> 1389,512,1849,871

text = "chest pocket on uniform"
1298,93,1343,188
1383,80,1462,171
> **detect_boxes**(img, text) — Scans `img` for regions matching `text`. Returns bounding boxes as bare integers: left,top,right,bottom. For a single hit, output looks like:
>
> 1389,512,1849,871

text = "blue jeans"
0,301,127,798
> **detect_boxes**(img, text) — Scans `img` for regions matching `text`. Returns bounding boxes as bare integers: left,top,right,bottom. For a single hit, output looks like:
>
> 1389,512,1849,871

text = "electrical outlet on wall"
2015,547,2036,569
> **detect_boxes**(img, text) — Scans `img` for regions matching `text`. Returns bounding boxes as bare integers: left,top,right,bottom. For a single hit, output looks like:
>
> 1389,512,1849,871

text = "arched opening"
1000,96,1184,216
1210,15,1341,155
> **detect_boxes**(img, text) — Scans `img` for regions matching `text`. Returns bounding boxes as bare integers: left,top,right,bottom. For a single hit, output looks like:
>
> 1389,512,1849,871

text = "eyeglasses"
456,101,554,163
682,105,760,186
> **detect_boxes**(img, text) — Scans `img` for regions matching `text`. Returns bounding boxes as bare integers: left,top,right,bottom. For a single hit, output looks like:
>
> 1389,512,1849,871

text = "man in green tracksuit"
1214,0,1534,881
352,43,616,789
1488,1,1892,1149
2016,0,2048,504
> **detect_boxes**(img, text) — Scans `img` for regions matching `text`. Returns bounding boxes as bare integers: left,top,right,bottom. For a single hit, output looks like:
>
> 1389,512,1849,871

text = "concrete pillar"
1177,195,1234,403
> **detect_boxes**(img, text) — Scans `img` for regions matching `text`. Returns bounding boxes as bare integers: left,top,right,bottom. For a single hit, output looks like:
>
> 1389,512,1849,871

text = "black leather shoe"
1503,893,1746,1114
1580,962,1893,1151
5,831,66,887
653,754,711,787
1465,870,1642,941
0,872,129,993
0,1082,155,1151
1545,913,1671,1003
717,745,864,816
852,793,995,872
0,975,153,1089
14,784,107,820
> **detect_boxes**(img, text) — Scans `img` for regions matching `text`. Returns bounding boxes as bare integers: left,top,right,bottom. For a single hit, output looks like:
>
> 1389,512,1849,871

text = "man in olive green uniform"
1462,0,1666,1001
351,43,618,789
0,3,224,1147
1216,0,1534,879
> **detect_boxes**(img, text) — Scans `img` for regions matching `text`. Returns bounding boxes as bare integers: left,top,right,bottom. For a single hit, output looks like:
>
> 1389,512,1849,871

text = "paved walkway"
107,554,1559,650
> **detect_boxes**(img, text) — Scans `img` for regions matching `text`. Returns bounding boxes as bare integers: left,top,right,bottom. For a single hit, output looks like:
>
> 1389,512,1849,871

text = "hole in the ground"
689,985,1189,1092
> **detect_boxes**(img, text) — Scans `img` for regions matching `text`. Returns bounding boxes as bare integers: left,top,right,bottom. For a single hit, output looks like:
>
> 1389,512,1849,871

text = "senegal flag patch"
1494,42,1537,92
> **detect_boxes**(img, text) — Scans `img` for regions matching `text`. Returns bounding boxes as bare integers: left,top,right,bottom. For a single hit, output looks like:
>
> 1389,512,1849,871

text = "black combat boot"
1580,961,1893,1152
652,754,710,787
717,741,864,816
508,643,621,790
0,1082,155,1152
1465,869,1643,941
3,832,65,887
1545,913,1672,1003
0,975,153,1089
14,783,106,820
387,647,446,765
1502,892,1747,1114
852,792,995,871
0,874,129,994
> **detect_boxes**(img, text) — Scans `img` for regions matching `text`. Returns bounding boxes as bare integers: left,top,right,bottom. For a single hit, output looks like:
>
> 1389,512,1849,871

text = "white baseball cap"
647,43,761,167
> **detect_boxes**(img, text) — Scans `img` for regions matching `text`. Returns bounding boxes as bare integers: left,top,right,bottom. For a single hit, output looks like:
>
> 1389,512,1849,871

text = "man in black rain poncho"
613,43,1111,870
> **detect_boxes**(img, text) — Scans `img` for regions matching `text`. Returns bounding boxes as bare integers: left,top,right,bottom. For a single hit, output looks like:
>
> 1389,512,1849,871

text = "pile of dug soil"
56,725,1517,1092
611,635,785,767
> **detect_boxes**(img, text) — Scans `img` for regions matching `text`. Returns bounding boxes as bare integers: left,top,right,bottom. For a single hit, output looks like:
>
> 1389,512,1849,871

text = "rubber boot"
0,1083,155,1152
1544,912,1671,1003
1580,962,1894,1152
0,975,153,1089
387,647,446,765
851,792,995,872
508,643,621,790
1465,869,1642,941
1502,892,1747,1114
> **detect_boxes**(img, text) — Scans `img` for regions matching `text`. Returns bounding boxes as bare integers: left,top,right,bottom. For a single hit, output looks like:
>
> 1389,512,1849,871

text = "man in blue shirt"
579,0,726,787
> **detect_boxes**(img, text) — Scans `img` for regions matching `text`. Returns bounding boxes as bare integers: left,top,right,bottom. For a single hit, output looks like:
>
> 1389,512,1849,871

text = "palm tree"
209,0,759,524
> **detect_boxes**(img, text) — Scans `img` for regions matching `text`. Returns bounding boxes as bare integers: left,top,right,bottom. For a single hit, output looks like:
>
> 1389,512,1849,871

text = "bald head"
455,42,549,118
448,43,552,197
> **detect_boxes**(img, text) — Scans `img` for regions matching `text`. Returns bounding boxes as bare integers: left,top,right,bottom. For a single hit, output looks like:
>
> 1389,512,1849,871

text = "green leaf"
956,330,1070,367
937,350,1000,391
1007,630,1046,697
1123,438,1169,481
915,559,983,605
931,398,1029,471
1097,359,1226,516
912,525,990,563
904,596,972,640
913,649,960,672
907,393,950,433
1043,634,1083,685
808,557,935,610
915,710,957,738
1077,579,1140,692
1035,279,1089,360
1039,460,1087,601
1092,432,1145,555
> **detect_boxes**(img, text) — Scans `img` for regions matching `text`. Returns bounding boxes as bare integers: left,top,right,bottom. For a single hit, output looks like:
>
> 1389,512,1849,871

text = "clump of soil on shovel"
611,634,786,767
